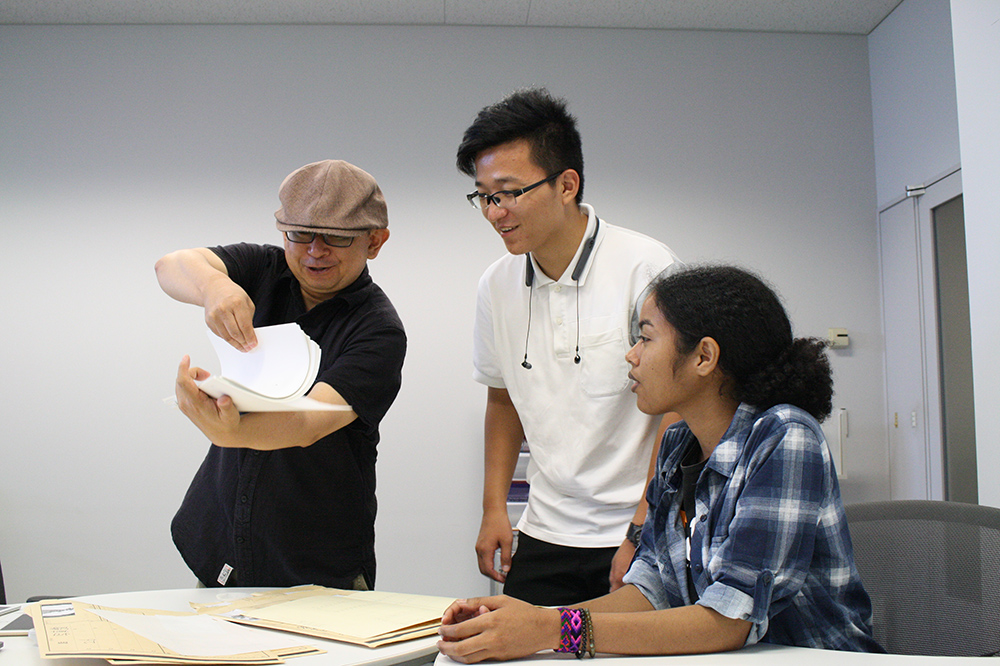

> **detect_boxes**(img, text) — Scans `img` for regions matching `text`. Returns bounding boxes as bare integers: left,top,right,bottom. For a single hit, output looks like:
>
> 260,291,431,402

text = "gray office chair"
845,499,1000,656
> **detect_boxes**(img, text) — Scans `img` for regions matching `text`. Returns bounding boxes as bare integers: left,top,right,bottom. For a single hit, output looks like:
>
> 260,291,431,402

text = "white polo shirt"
473,204,681,548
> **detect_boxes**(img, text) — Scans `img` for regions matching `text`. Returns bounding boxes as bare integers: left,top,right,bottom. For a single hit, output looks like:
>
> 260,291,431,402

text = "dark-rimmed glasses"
284,230,356,248
466,171,564,211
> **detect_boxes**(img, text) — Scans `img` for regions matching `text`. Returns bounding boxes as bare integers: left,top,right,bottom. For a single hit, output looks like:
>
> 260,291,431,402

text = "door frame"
877,165,961,500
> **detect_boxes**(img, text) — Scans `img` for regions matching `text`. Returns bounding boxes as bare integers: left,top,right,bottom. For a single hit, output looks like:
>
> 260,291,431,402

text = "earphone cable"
521,281,534,369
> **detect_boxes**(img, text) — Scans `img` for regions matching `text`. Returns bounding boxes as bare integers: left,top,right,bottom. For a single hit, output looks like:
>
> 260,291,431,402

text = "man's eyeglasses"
466,171,563,211
284,230,356,248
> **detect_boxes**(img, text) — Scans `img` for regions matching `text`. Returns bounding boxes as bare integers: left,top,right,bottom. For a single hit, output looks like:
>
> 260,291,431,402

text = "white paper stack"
195,323,352,412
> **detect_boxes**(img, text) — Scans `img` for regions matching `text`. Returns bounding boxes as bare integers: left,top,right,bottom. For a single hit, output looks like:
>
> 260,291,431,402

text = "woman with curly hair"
438,265,882,661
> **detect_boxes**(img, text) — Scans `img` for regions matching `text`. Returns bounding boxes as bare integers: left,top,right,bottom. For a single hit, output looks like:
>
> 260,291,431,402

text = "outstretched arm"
155,247,257,352
437,585,750,663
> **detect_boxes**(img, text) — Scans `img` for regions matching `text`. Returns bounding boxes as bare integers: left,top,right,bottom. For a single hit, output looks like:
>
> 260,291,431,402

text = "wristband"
555,608,584,654
625,522,643,547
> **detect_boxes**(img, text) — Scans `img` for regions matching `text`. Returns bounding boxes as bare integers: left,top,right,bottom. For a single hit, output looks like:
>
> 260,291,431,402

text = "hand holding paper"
176,354,242,429
193,323,352,412
201,275,258,352
172,323,356,450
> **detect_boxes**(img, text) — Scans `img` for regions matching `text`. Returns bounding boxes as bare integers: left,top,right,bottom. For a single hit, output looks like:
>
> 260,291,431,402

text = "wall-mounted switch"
827,328,850,348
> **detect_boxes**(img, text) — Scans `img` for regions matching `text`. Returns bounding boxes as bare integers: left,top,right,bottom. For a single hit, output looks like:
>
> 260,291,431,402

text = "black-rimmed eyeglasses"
284,230,356,248
466,171,563,211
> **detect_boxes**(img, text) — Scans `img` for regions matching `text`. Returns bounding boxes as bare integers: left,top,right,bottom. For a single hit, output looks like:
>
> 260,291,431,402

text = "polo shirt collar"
334,265,374,308
527,203,605,288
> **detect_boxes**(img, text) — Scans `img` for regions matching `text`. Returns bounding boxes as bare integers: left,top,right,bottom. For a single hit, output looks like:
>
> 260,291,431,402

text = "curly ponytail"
739,337,833,421
650,265,834,421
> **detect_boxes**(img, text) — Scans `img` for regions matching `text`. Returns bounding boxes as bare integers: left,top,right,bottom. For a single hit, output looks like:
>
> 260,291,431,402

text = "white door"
878,168,963,501
879,197,932,499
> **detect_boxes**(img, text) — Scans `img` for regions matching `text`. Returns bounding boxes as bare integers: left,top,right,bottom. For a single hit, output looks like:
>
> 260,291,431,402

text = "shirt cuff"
697,577,772,646
622,560,671,609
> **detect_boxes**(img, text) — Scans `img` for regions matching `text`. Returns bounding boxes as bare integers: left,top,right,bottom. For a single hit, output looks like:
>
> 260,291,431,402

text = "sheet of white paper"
209,323,313,399
90,609,312,657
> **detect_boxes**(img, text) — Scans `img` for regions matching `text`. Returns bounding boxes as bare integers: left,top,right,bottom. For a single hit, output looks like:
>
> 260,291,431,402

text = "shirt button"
241,495,249,503
236,536,245,544
693,564,703,573
556,317,563,325
555,285,563,293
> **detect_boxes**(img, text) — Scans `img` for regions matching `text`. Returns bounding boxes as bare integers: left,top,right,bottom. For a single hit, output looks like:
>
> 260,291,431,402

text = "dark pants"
502,532,619,606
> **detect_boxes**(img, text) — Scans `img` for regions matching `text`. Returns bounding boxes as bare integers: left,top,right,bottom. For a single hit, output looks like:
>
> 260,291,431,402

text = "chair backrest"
845,499,1000,656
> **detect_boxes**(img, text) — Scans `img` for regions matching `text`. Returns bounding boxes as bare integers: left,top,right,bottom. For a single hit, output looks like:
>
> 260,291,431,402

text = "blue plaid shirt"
623,404,882,652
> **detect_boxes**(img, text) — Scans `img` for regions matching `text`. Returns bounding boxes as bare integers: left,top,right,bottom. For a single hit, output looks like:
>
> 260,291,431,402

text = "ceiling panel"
0,0,903,34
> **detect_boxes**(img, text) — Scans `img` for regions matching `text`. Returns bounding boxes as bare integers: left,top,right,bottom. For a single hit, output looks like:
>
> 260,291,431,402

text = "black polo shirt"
171,243,406,588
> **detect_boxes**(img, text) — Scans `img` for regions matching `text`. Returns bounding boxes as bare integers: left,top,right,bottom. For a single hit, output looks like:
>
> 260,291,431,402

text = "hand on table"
437,595,558,663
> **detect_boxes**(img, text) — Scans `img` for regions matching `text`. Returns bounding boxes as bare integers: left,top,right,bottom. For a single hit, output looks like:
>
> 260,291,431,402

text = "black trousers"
502,532,620,606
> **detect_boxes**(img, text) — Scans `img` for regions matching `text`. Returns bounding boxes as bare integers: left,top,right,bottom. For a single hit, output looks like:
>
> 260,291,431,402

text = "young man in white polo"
457,88,681,605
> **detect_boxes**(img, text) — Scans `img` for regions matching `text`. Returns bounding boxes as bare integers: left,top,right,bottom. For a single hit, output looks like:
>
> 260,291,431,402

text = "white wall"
868,0,1000,508
950,0,1000,508
866,0,960,501
0,24,885,603
868,0,960,208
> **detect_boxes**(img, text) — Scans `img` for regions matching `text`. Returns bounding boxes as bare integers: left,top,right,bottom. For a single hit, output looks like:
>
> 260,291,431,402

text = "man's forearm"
482,437,521,511
184,380,357,451
207,409,354,450
482,387,524,511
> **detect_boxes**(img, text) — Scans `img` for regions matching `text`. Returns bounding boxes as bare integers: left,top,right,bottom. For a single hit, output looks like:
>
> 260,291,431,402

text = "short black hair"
650,265,833,422
456,88,585,204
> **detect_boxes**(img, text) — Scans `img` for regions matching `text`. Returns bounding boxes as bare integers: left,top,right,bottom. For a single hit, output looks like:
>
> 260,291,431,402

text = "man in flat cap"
156,160,405,590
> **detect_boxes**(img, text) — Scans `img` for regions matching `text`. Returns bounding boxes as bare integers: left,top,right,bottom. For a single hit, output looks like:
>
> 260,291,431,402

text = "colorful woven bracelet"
555,607,584,654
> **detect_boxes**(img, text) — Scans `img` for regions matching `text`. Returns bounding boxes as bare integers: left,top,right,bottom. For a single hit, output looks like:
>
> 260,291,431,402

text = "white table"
1,587,439,666
434,642,987,666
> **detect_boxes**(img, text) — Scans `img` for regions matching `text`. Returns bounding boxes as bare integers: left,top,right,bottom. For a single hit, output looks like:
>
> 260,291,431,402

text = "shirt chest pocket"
579,328,631,397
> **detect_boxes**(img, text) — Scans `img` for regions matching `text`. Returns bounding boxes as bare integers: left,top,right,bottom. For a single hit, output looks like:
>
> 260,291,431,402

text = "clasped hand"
437,595,558,663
